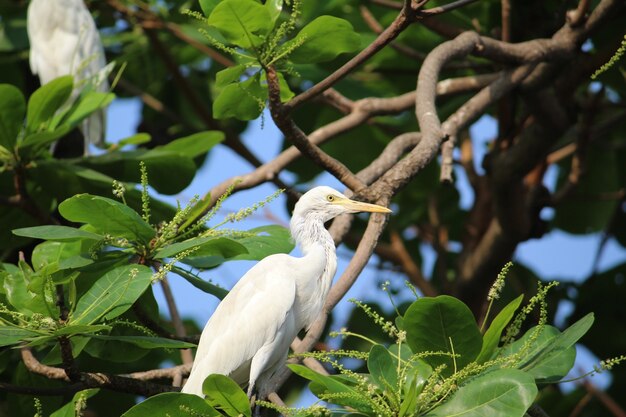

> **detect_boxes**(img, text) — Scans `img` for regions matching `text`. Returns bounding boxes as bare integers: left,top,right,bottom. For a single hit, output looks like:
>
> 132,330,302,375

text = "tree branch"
16,347,189,396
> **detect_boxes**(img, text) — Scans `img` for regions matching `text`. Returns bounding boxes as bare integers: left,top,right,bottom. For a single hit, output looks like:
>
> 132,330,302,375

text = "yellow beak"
338,198,392,214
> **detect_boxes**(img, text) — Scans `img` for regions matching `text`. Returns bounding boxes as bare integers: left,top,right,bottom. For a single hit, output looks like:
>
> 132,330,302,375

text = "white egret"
27,0,108,149
181,186,391,397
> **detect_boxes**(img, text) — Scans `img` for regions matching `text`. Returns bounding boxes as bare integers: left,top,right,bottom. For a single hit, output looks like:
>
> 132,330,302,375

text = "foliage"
127,266,603,417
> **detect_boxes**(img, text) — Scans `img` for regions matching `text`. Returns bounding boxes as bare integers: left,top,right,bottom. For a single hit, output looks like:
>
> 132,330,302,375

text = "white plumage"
27,0,108,148
181,186,391,397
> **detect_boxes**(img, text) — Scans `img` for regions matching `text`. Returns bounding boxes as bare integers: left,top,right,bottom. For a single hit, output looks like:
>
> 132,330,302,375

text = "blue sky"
106,97,625,389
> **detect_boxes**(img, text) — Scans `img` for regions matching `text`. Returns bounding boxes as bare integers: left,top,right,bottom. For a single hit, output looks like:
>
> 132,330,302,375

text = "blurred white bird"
181,186,391,397
27,0,109,150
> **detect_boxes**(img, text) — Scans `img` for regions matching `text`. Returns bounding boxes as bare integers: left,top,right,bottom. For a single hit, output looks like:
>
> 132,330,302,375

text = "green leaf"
117,133,151,147
400,359,431,417
59,194,155,244
289,364,373,412
404,295,482,375
368,344,398,391
2,269,51,316
70,264,153,325
213,73,267,121
79,149,197,195
50,389,99,417
199,0,220,17
172,267,229,300
216,65,247,87
90,335,195,349
285,16,360,64
160,130,224,158
13,225,103,242
0,326,43,347
123,392,221,417
0,84,26,149
26,75,73,133
155,236,247,260
517,314,594,382
203,374,251,417
31,240,92,274
18,125,72,154
52,324,112,337
265,0,283,23
476,295,523,363
55,91,115,130
232,225,294,260
423,369,537,417
208,0,273,49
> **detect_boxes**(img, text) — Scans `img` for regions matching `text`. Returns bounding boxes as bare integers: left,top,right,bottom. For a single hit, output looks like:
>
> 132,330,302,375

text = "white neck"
290,211,337,294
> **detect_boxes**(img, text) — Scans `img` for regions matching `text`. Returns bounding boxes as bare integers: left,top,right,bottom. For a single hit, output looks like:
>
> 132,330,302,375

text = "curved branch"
21,348,181,397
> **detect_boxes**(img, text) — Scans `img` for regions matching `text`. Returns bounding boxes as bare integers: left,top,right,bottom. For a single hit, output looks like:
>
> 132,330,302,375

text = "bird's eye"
326,195,335,202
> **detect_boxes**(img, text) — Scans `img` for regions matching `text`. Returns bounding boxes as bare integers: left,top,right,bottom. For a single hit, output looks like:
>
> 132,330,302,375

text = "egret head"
293,186,391,224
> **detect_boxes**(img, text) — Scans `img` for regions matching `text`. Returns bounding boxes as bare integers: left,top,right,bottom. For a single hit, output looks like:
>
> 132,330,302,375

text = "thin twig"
160,277,194,366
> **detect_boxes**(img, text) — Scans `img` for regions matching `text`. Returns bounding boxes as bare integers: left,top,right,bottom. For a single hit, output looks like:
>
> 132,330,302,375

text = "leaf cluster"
191,0,360,120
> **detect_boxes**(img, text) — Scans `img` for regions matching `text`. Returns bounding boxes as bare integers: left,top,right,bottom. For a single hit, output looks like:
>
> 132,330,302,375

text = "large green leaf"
52,325,112,337
499,326,574,382
285,16,360,63
404,296,482,375
155,236,247,260
59,194,155,244
89,335,195,349
0,84,25,149
213,73,267,121
172,266,229,300
200,0,220,17
160,130,224,158
476,295,523,363
207,0,273,49
30,240,92,273
265,0,283,24
123,393,221,417
26,75,73,133
368,344,398,391
423,369,537,417
513,314,593,382
56,91,115,130
0,327,43,347
289,364,373,412
232,225,294,260
203,374,251,417
12,225,103,242
216,65,247,87
78,148,197,195
18,125,72,155
70,264,153,325
2,268,52,316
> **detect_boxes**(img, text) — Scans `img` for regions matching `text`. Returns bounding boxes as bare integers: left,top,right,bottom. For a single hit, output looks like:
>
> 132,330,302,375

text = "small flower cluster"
488,261,512,301
112,180,126,202
140,161,151,223
224,188,283,223
591,35,626,79
350,299,400,339
502,281,558,344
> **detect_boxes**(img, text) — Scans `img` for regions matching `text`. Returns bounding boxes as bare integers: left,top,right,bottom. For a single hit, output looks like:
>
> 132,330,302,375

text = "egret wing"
182,254,298,395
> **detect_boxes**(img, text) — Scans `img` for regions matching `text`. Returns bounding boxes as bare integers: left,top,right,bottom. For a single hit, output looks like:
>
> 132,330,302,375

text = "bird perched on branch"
181,186,391,397
27,0,109,151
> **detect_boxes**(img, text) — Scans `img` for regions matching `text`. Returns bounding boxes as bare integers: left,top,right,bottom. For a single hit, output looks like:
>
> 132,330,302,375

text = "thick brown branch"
266,67,366,193
21,347,183,396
